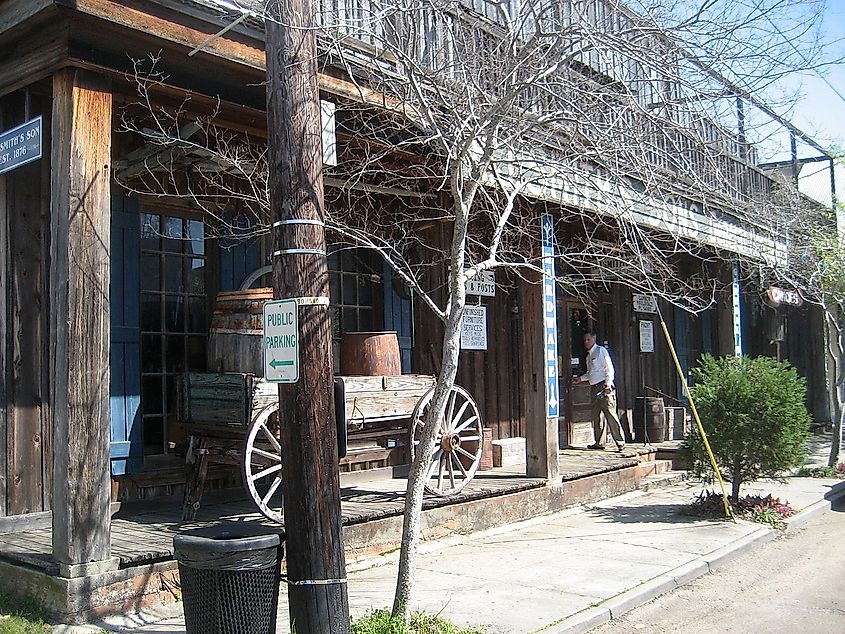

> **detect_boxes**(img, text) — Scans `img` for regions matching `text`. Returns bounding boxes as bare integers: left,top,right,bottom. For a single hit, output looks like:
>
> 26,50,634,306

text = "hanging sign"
632,293,658,313
639,320,655,353
767,286,802,307
466,270,496,297
541,214,559,418
461,306,487,350
263,299,299,383
0,116,42,176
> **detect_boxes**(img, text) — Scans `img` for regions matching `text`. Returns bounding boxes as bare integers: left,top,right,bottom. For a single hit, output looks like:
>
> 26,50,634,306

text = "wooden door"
559,302,595,447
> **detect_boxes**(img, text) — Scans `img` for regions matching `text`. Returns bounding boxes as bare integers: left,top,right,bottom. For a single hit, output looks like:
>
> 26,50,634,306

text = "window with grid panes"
328,248,383,369
139,213,208,455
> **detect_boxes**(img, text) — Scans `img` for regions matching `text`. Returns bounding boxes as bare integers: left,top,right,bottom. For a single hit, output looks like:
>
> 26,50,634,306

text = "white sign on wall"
639,320,655,353
466,270,496,297
461,306,488,350
632,293,658,313
263,299,299,383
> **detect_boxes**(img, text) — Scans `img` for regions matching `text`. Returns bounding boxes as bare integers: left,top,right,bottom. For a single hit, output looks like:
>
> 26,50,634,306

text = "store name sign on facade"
767,286,803,307
263,299,299,383
0,116,42,176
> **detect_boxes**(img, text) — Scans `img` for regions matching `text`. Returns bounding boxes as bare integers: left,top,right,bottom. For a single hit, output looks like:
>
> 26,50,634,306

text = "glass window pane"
186,336,206,371
163,217,183,253
329,272,341,304
358,307,374,331
163,255,184,293
164,295,185,333
141,214,160,250
141,335,162,373
143,416,164,455
358,275,373,306
141,375,163,415
185,297,207,333
342,307,358,332
165,375,179,416
140,254,160,291
342,274,357,304
186,258,206,294
165,336,185,373
140,293,162,332
185,220,205,256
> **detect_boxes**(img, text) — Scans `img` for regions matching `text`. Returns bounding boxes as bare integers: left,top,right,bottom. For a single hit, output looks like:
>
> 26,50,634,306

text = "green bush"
684,354,810,500
351,610,484,634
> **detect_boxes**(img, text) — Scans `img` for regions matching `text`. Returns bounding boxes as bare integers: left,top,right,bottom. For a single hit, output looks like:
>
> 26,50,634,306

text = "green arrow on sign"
270,359,295,368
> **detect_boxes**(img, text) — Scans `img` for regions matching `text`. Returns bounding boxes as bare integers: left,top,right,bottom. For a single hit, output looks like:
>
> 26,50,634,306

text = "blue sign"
0,116,42,176
541,214,559,418
732,262,743,357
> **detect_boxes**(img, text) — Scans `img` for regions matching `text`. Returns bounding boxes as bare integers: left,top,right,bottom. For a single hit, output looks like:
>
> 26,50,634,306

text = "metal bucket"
340,331,401,376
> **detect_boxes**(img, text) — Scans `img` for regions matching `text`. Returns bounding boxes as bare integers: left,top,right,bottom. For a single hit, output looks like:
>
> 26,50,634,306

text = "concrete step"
640,469,690,491
637,459,673,479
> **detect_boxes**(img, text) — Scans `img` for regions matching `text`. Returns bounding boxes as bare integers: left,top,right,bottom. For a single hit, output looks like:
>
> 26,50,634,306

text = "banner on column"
541,214,559,418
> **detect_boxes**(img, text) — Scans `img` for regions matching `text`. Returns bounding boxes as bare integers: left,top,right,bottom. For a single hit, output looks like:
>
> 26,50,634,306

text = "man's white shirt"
580,344,615,388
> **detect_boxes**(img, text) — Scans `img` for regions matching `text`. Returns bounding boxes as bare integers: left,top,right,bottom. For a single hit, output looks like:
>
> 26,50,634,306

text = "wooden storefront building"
0,0,832,621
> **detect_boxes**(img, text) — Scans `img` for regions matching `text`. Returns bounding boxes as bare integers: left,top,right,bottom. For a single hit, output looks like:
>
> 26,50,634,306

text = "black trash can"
174,524,283,634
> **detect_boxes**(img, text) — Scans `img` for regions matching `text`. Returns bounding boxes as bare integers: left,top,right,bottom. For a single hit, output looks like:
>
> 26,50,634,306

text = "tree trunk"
825,311,843,467
392,184,473,622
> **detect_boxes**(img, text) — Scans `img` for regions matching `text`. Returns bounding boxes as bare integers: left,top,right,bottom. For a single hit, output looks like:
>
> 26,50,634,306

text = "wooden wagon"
178,372,484,523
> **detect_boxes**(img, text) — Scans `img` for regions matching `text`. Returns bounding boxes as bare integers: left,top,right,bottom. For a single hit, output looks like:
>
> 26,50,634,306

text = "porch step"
636,459,673,479
640,469,690,492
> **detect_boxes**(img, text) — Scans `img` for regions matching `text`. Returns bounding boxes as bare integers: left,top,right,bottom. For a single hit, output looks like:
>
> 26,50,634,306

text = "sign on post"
466,270,496,297
541,214,559,418
0,116,42,176
461,306,488,350
632,293,658,313
639,320,655,353
263,299,299,383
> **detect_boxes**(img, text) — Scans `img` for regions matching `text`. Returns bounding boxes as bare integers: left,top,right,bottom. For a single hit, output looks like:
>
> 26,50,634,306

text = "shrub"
352,610,484,634
796,462,845,478
683,490,795,528
684,354,811,500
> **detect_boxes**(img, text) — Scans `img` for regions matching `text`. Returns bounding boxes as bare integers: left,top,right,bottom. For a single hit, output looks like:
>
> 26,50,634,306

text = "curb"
783,480,845,532
548,483,843,634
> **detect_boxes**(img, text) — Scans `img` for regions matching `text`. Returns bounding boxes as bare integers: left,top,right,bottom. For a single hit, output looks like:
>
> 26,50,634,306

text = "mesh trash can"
174,525,283,634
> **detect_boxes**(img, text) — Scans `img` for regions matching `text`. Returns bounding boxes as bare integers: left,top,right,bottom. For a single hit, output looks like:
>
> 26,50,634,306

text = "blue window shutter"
383,263,413,372
109,196,143,475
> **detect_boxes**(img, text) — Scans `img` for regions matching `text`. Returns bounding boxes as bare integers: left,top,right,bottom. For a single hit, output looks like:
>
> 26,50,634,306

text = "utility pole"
264,0,350,631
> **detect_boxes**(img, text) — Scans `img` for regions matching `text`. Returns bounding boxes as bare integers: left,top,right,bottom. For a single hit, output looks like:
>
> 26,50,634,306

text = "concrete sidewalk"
89,474,845,634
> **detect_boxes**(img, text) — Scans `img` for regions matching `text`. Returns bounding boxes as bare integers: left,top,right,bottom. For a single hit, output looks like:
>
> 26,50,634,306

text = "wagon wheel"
242,405,284,524
409,384,483,496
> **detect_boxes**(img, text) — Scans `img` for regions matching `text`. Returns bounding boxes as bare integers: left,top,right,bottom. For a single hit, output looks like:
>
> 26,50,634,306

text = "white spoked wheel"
409,384,483,496
242,406,284,524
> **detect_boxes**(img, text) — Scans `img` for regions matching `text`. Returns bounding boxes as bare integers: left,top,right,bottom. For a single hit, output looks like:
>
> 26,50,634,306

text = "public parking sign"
263,299,299,383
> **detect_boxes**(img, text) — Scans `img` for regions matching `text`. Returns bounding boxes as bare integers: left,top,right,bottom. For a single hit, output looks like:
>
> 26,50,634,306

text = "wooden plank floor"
0,446,658,573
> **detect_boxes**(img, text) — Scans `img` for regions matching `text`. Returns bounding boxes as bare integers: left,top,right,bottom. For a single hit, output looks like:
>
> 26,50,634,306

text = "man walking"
573,332,626,451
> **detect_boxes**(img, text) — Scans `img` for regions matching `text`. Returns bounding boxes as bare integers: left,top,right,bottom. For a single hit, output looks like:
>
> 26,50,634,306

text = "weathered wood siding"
0,92,52,517
412,224,524,442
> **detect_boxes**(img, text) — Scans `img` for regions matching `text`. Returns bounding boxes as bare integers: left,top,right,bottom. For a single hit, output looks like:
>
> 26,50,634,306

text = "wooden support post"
265,1,350,631
50,69,115,570
0,103,7,519
520,273,560,480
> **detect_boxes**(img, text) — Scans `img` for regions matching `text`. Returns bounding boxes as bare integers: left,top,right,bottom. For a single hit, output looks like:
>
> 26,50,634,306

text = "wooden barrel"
207,288,274,376
641,397,666,443
340,332,401,376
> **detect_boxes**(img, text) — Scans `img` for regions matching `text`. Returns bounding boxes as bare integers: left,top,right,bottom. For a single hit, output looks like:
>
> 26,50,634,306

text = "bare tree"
115,0,837,623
